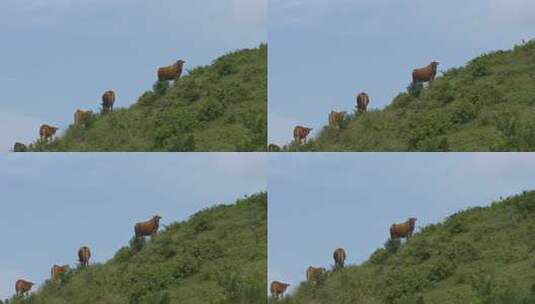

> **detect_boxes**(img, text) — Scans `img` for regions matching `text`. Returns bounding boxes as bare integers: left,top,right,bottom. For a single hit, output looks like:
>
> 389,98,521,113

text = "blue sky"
0,0,266,152
268,153,535,293
0,153,266,299
268,0,535,145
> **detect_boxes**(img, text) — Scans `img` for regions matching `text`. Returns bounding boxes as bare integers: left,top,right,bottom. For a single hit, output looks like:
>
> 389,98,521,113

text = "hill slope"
281,191,535,304
6,193,267,304
27,45,267,152
285,40,535,152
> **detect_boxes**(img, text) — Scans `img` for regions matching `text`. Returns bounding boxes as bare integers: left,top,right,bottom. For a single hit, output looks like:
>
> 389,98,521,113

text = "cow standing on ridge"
333,248,347,269
74,110,92,125
356,92,370,113
306,266,326,285
102,90,116,113
15,280,34,297
39,124,58,142
158,60,186,81
412,61,439,84
293,126,312,145
135,215,162,238
78,246,91,267
51,265,69,282
329,111,347,129
390,218,417,240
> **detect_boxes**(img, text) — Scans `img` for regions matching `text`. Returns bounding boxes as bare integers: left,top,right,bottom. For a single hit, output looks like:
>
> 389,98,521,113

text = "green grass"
283,40,535,152
278,191,535,304
26,44,267,152
4,192,267,304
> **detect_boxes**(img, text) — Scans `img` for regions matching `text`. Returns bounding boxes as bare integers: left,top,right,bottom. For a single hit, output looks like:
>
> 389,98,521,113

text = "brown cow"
270,281,290,299
306,266,326,284
15,279,34,297
333,248,346,269
39,124,58,142
102,90,116,113
293,126,312,145
356,92,370,112
134,215,162,238
158,60,186,81
78,246,91,267
74,110,92,125
51,264,69,281
390,217,417,239
328,111,347,129
412,61,439,84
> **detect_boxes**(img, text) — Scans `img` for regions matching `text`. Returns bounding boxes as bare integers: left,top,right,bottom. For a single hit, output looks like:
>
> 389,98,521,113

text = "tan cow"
306,266,326,284
15,279,34,297
158,60,186,81
356,92,370,112
78,246,91,267
51,264,69,282
293,126,312,145
74,110,92,125
333,248,347,269
39,124,58,142
328,111,347,129
390,218,417,239
135,215,162,238
270,281,290,299
102,90,116,113
412,61,439,84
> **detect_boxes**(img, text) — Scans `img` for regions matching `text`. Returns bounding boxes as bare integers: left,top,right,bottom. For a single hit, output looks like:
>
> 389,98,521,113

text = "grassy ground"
276,191,535,304
282,40,535,152
25,45,267,152
4,193,267,304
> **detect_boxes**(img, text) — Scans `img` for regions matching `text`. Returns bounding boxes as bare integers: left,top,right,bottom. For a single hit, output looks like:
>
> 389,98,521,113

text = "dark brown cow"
270,281,290,299
74,110,92,125
390,217,417,239
356,92,370,112
412,61,439,84
101,90,116,113
135,215,162,238
328,111,347,129
293,126,312,145
306,266,326,284
51,265,69,281
78,246,91,267
333,248,346,269
15,279,34,297
158,60,186,81
39,124,58,141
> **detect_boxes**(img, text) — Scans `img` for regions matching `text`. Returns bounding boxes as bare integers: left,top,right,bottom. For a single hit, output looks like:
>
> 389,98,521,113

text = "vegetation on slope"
284,40,535,152
4,192,267,304
26,45,267,152
280,191,535,304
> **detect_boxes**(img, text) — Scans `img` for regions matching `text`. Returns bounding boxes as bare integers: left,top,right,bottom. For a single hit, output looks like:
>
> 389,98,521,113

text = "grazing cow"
333,248,347,269
78,246,91,267
268,144,281,152
51,265,69,281
15,280,34,297
101,90,116,113
356,93,370,113
293,126,313,145
39,124,58,142
412,61,439,84
306,266,326,284
270,281,290,299
13,142,27,152
158,60,186,81
74,110,92,125
135,215,162,238
328,111,347,129
390,217,417,239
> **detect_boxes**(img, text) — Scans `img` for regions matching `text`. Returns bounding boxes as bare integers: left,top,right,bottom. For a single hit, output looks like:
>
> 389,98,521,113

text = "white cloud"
0,111,42,152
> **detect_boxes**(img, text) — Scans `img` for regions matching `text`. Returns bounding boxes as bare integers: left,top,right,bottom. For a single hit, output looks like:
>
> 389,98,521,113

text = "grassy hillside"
26,45,267,152
5,192,267,304
284,40,535,152
280,191,535,304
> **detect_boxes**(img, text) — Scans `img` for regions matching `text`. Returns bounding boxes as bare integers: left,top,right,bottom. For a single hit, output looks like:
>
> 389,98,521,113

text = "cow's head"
304,127,313,136
431,61,440,71
28,282,35,287
176,60,186,67
408,217,417,228
51,127,59,134
153,215,162,223
281,283,290,289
